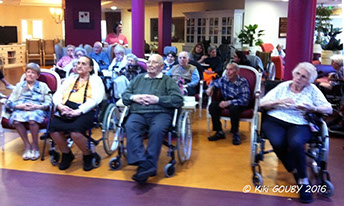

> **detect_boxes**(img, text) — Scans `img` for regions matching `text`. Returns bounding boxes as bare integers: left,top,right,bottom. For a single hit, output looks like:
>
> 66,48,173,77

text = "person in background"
233,50,252,67
166,51,200,96
122,54,184,183
49,56,105,171
5,63,52,160
119,53,146,82
89,41,110,71
56,45,75,70
260,62,332,203
319,54,344,91
272,44,286,64
105,22,129,48
203,46,223,85
189,43,207,64
206,62,250,145
163,51,177,73
0,59,14,98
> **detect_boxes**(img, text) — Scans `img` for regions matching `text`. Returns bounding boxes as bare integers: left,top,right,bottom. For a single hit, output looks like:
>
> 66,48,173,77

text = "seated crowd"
4,40,341,203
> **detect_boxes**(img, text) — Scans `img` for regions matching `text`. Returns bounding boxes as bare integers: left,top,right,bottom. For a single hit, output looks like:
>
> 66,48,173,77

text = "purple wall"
284,0,317,80
158,2,172,55
132,0,145,58
64,0,101,46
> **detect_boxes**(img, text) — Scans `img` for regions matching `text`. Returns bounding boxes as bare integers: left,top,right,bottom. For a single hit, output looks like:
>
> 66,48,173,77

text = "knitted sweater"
122,73,184,114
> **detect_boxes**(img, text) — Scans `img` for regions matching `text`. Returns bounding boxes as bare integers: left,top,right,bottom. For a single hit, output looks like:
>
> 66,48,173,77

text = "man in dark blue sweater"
122,54,184,183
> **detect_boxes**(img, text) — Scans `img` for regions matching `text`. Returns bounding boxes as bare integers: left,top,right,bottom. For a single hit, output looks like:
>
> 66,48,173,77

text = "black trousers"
209,101,244,134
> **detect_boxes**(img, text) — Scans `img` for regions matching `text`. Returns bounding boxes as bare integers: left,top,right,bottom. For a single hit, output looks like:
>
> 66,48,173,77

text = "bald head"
178,51,190,67
147,54,164,78
93,41,102,54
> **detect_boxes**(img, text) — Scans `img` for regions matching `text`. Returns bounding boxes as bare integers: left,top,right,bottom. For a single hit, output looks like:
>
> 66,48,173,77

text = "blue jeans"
262,115,311,178
125,112,172,169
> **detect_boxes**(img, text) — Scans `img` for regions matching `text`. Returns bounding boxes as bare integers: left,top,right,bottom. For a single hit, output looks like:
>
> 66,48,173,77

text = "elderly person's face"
67,47,74,57
209,49,217,58
75,51,85,59
147,55,163,78
292,68,310,88
331,60,340,70
127,58,137,66
93,43,102,54
76,57,93,77
226,64,239,82
25,68,39,84
114,51,124,61
178,52,189,67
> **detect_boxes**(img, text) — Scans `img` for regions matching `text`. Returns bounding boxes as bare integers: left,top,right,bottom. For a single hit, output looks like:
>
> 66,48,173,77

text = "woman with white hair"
260,62,332,203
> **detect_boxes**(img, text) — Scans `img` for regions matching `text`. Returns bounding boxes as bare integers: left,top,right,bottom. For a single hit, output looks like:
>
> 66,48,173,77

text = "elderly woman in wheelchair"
259,62,332,203
120,54,184,183
5,63,52,160
49,55,105,171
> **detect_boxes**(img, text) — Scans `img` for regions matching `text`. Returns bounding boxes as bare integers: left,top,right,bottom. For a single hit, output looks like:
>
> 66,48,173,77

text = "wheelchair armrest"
171,108,178,128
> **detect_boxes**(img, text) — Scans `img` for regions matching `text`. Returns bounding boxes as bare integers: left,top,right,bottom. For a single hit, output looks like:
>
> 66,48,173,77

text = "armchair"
26,39,42,65
42,39,56,66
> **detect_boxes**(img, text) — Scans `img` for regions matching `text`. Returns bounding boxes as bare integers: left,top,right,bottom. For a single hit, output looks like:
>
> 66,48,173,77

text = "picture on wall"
79,11,90,23
74,9,94,29
279,17,287,38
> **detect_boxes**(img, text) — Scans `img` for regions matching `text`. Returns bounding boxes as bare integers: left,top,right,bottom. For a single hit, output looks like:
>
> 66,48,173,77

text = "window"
150,17,185,43
21,19,43,41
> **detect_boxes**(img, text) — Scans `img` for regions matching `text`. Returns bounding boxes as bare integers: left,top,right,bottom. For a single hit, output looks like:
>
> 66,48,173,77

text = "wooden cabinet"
183,9,244,52
0,45,26,69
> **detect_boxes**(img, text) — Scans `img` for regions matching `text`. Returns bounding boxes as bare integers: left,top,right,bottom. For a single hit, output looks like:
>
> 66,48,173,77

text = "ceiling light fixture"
50,8,63,24
111,6,117,10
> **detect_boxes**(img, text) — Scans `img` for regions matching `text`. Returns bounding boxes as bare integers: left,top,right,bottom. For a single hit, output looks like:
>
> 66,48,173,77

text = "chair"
163,46,177,56
54,43,64,62
206,65,262,142
26,39,42,65
260,43,274,53
256,50,275,80
83,44,93,55
42,40,57,66
0,69,61,151
271,56,284,80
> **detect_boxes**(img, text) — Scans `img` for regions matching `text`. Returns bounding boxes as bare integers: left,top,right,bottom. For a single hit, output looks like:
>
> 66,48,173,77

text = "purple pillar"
132,0,145,58
158,2,172,55
284,0,317,80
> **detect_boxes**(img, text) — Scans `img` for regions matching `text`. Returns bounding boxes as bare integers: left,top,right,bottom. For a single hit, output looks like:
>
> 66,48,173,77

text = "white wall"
244,0,288,48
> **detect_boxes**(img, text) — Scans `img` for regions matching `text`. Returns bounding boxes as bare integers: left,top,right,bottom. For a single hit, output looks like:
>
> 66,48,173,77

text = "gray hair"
74,47,87,56
114,45,125,55
126,53,138,63
66,44,75,50
330,54,343,67
292,62,317,83
207,46,216,54
26,62,41,75
226,62,240,70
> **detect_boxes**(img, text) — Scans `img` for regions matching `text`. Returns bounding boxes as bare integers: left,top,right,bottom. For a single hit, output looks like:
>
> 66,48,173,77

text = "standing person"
5,63,52,160
89,41,110,71
206,62,250,145
105,22,129,48
122,54,184,183
49,56,105,171
260,62,332,203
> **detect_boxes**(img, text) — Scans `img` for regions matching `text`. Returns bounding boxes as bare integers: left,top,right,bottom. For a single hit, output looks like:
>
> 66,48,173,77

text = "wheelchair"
250,105,334,197
106,105,193,177
43,100,116,167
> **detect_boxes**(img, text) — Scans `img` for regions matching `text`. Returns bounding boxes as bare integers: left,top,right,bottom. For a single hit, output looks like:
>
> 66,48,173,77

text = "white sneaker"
5,85,15,90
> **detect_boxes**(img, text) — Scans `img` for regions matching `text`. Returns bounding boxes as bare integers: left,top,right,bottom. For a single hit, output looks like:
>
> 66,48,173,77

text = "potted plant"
238,24,264,54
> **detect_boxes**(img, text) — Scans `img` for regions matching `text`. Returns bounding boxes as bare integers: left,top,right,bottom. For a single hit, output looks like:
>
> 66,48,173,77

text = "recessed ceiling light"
111,6,117,10
0,1,3,4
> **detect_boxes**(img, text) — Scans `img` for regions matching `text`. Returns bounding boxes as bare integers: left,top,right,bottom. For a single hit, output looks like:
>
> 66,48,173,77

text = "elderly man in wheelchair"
121,54,184,183
259,62,332,203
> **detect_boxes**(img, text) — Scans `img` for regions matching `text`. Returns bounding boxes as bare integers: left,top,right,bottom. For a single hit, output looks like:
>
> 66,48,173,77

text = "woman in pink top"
56,45,75,69
105,22,128,48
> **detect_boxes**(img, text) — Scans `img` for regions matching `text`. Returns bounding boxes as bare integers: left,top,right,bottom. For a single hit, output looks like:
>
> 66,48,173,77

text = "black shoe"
58,151,75,170
232,133,241,145
83,154,94,171
299,183,313,203
208,131,226,141
132,161,157,183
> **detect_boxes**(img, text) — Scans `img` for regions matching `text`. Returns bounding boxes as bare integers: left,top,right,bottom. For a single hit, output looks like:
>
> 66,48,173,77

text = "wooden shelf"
0,45,25,69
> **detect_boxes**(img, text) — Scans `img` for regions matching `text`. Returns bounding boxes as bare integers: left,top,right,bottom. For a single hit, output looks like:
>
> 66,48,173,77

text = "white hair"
292,62,317,83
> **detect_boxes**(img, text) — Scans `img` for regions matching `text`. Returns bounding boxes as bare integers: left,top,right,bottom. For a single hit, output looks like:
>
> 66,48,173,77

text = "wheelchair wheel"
321,180,334,197
252,172,263,187
102,103,119,155
49,150,60,166
176,110,192,164
109,156,122,170
164,163,176,177
92,153,101,168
